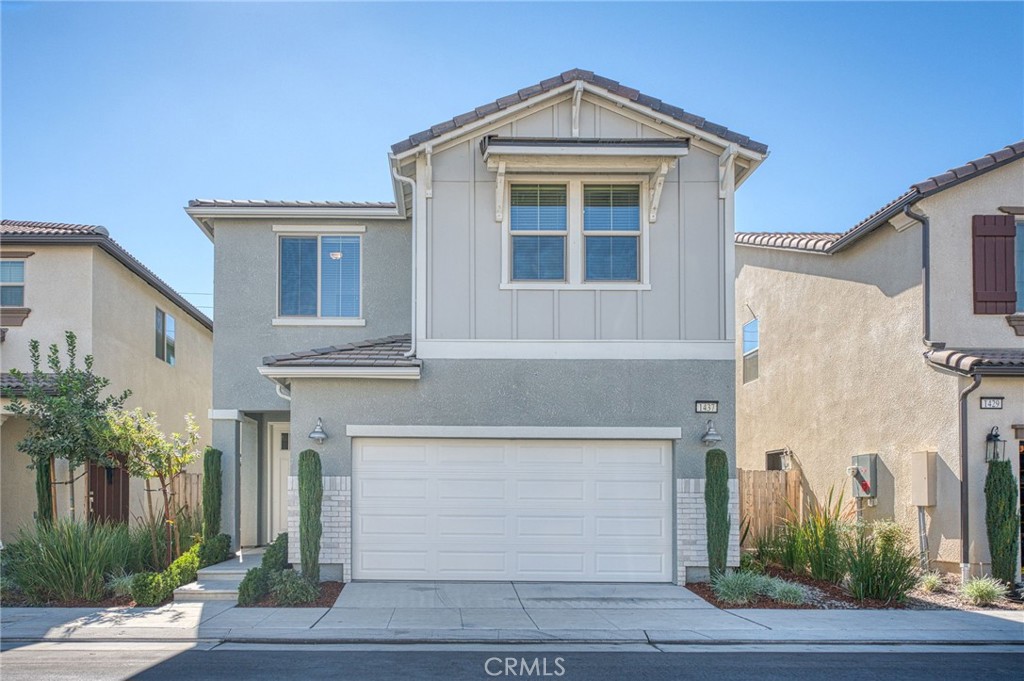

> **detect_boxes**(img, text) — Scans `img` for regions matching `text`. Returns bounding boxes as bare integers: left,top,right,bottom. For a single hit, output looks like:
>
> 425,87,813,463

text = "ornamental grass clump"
712,571,806,605
918,572,943,593
801,488,851,584
960,576,1009,606
845,521,918,604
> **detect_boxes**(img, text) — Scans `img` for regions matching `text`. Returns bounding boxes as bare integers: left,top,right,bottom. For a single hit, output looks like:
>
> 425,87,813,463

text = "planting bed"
241,581,343,608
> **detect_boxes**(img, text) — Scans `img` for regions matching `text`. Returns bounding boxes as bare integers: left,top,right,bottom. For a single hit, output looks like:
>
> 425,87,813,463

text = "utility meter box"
850,453,877,499
910,451,936,507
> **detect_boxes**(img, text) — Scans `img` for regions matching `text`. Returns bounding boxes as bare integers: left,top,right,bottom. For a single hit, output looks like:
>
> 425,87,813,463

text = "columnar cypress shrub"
705,448,730,578
984,460,1020,586
35,457,53,525
201,447,222,541
298,449,323,585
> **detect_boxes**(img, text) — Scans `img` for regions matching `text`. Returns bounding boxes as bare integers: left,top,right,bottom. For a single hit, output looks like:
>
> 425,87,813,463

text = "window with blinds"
584,185,640,282
510,184,567,281
0,260,25,307
279,235,362,318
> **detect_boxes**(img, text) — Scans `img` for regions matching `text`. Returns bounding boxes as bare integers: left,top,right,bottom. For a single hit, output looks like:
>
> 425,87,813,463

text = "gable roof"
736,140,1024,255
391,68,769,157
1,220,213,331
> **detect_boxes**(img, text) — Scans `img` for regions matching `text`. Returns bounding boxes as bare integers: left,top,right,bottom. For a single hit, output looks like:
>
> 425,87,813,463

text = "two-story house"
186,69,768,584
735,142,1024,581
0,220,213,542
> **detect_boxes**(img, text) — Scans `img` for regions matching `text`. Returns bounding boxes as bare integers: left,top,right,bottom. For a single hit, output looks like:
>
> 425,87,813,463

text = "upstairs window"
510,184,567,281
155,308,175,366
1,260,25,307
279,235,362,318
584,185,640,282
742,318,759,383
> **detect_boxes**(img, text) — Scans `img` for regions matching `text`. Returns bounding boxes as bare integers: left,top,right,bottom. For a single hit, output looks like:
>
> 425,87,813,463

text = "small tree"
298,449,323,585
201,447,223,541
705,448,730,578
984,460,1020,586
104,409,200,566
2,331,129,523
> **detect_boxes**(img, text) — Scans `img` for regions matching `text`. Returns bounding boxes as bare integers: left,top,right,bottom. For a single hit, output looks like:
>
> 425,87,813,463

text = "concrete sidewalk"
2,582,1022,646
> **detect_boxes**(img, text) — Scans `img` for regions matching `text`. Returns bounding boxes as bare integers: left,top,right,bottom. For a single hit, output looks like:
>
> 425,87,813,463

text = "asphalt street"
0,644,1021,681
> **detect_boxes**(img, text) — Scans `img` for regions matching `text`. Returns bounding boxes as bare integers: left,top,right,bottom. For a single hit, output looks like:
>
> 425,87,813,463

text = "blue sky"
3,2,1022,315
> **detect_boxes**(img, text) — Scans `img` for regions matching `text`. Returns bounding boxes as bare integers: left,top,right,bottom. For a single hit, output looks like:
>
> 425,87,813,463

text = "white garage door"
352,438,673,582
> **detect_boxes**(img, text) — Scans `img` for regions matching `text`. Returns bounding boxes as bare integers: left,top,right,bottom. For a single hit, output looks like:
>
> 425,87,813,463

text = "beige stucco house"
0,220,213,542
735,142,1024,580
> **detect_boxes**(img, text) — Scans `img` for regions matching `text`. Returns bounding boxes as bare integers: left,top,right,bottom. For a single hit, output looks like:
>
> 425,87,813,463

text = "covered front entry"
351,437,673,582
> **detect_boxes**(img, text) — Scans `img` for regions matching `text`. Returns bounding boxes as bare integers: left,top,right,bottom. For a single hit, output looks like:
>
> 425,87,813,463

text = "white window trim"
499,175,652,291
276,233,364,322
272,224,366,234
345,425,682,440
742,318,759,358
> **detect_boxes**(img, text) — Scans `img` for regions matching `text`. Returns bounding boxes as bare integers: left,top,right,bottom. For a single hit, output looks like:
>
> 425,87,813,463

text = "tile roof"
1,220,213,331
187,199,396,209
391,68,769,156
737,140,1024,255
924,348,1024,376
1,372,58,396
1,220,108,236
263,334,420,368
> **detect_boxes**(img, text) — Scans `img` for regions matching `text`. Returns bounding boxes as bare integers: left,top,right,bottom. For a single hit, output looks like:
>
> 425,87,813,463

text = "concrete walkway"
2,582,1022,645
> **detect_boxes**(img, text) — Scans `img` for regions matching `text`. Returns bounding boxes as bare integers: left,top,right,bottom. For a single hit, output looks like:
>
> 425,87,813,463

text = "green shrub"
739,552,765,575
1,572,23,602
237,566,271,607
801,488,850,584
712,571,768,604
35,457,54,526
298,449,323,585
270,570,319,605
198,534,232,568
845,521,918,604
960,576,1009,606
704,448,730,578
4,519,134,603
918,572,943,593
262,532,289,573
984,460,1020,586
106,570,136,599
130,544,201,606
202,447,223,540
130,572,171,606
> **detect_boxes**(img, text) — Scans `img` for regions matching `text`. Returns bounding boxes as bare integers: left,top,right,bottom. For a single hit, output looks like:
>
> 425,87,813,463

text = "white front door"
352,438,673,582
269,424,290,542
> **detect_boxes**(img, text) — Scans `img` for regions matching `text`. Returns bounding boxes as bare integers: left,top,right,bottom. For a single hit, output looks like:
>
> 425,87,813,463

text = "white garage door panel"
353,438,673,582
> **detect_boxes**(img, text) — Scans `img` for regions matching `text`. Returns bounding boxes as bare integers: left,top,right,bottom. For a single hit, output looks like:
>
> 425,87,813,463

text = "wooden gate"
738,468,804,547
88,457,130,523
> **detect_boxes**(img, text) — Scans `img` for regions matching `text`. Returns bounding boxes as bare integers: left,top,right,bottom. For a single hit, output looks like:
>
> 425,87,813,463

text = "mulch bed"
242,581,343,608
687,581,816,610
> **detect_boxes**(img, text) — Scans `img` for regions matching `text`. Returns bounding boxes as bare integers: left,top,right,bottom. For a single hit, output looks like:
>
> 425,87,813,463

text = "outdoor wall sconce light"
308,417,328,445
701,419,722,447
985,426,1005,463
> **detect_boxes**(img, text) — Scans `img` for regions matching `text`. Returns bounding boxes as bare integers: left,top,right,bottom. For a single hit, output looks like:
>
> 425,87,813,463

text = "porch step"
174,578,241,602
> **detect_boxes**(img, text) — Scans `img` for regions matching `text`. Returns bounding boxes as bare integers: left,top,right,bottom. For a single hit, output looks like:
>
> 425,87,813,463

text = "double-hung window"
279,235,362,321
510,185,567,281
505,179,647,288
583,185,640,281
1,260,25,306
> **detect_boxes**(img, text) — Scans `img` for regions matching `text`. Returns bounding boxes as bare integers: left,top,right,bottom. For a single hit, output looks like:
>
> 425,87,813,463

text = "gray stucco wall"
211,217,411,411
286,358,735,480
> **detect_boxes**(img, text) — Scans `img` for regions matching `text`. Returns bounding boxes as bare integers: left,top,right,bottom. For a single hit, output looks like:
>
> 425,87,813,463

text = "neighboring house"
0,220,213,542
735,142,1024,579
185,69,769,584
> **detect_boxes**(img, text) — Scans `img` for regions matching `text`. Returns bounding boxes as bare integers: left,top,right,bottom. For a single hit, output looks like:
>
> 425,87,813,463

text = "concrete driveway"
327,581,732,632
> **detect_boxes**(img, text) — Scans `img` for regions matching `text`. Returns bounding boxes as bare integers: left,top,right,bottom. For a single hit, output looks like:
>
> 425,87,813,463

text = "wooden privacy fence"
170,472,202,512
738,468,804,547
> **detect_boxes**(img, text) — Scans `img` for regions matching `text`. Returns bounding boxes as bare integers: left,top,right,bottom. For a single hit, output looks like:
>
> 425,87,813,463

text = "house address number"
980,397,1003,410
695,401,719,414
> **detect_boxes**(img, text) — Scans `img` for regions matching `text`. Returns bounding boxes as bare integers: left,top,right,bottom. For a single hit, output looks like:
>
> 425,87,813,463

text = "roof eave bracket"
719,143,738,198
571,81,585,138
494,160,507,221
649,160,674,223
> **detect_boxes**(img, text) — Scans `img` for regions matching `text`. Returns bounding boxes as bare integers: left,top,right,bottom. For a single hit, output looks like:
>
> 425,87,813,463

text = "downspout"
902,203,943,348
958,373,983,584
390,154,417,358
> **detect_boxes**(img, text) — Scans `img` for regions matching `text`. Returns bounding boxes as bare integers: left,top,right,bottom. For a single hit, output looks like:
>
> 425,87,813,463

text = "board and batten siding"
424,97,728,342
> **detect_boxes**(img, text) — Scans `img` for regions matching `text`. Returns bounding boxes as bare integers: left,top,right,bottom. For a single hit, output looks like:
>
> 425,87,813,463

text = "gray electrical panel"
850,453,877,499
